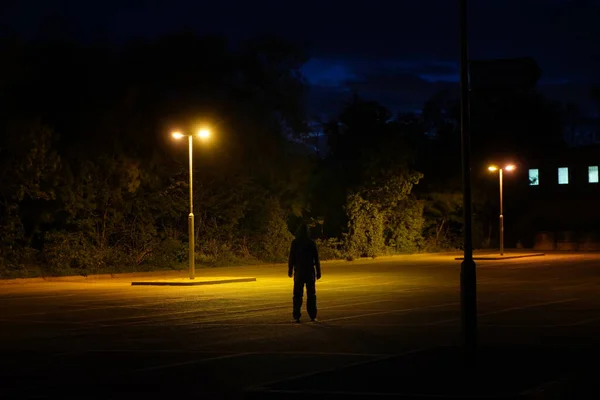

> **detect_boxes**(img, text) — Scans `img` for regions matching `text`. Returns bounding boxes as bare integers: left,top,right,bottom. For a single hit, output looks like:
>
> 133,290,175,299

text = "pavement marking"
60,290,455,332
131,277,257,286
92,304,292,327
107,306,456,351
99,297,396,328
4,278,410,320
8,297,193,317
317,276,380,283
255,389,507,398
248,346,432,393
75,292,406,328
80,300,292,324
0,318,108,327
137,295,452,327
567,315,600,326
478,324,576,328
317,280,406,291
126,352,253,374
231,350,387,357
478,298,580,316
318,302,460,323
44,293,211,305
34,295,398,336
519,372,579,397
178,323,459,327
0,293,77,303
12,296,280,324
236,279,418,293
86,349,389,357
25,294,404,337
50,349,90,357
424,298,580,326
89,349,234,354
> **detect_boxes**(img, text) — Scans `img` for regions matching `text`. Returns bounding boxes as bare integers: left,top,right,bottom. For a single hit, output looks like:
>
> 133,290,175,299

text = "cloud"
303,55,597,119
301,59,357,87
303,57,459,117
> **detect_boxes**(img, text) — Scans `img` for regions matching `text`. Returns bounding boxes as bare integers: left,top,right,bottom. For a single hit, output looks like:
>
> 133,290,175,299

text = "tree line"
0,33,591,278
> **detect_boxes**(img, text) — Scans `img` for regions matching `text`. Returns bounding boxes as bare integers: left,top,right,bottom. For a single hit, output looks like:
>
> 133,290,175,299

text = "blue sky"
3,0,599,118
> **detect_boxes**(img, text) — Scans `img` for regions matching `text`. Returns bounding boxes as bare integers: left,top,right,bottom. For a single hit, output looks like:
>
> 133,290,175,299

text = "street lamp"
172,129,211,279
488,164,516,256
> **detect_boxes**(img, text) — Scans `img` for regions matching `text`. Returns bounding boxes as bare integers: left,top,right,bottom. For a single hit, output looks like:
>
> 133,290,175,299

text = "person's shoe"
294,318,301,323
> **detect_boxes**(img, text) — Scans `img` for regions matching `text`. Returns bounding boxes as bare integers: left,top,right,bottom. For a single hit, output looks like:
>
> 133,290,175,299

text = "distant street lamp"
172,129,211,279
488,164,516,256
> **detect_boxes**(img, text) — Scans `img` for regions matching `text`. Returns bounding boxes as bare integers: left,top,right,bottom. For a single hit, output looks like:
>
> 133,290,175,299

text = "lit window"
589,166,599,183
558,167,569,184
528,169,539,186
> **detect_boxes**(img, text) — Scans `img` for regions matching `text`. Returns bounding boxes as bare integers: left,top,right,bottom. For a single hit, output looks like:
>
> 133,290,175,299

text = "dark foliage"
0,34,575,277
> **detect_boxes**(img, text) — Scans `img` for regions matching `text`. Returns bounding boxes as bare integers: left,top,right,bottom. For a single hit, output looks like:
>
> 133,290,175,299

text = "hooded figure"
288,223,321,322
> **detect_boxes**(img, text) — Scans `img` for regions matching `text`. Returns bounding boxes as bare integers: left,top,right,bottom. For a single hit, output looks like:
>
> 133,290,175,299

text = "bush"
198,239,243,267
42,231,105,276
0,210,37,278
143,238,186,270
420,232,460,253
315,238,344,260
344,194,385,260
0,248,37,279
386,198,425,254
248,198,294,262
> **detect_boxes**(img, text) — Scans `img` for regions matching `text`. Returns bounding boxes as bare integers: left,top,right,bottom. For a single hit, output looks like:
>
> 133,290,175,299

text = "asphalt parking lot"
3,253,600,399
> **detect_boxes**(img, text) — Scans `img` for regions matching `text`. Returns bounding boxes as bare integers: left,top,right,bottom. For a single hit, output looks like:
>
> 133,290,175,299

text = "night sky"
3,0,600,119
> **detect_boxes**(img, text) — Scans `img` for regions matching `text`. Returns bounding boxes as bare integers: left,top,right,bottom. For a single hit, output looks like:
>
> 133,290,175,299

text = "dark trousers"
293,277,317,320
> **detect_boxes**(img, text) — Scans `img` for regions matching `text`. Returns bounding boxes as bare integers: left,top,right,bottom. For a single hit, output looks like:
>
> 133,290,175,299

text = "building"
517,146,600,250
466,57,600,250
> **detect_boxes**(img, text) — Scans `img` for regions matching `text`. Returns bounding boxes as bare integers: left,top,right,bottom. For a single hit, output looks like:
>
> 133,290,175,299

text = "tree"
0,33,313,276
421,190,463,249
314,97,424,256
0,120,60,274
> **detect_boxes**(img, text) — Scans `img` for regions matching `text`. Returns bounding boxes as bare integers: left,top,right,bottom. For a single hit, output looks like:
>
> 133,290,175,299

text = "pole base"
188,213,195,280
460,257,477,363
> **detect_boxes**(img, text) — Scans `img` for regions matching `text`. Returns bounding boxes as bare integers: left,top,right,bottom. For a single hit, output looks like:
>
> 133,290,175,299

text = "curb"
0,250,543,284
454,254,546,261
0,271,189,285
131,277,257,286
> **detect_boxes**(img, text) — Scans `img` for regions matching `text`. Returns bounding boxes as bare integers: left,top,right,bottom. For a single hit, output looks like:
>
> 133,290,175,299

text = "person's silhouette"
288,224,321,322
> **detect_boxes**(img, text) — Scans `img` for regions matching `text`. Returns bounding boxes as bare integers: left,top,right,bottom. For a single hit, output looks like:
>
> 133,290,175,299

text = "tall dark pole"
499,168,504,256
459,0,477,364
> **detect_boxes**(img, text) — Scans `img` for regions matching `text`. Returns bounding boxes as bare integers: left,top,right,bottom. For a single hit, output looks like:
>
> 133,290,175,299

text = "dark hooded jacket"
288,224,321,279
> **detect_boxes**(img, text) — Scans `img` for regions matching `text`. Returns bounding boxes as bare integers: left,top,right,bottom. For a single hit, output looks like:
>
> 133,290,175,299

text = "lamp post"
488,165,516,256
172,129,211,279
